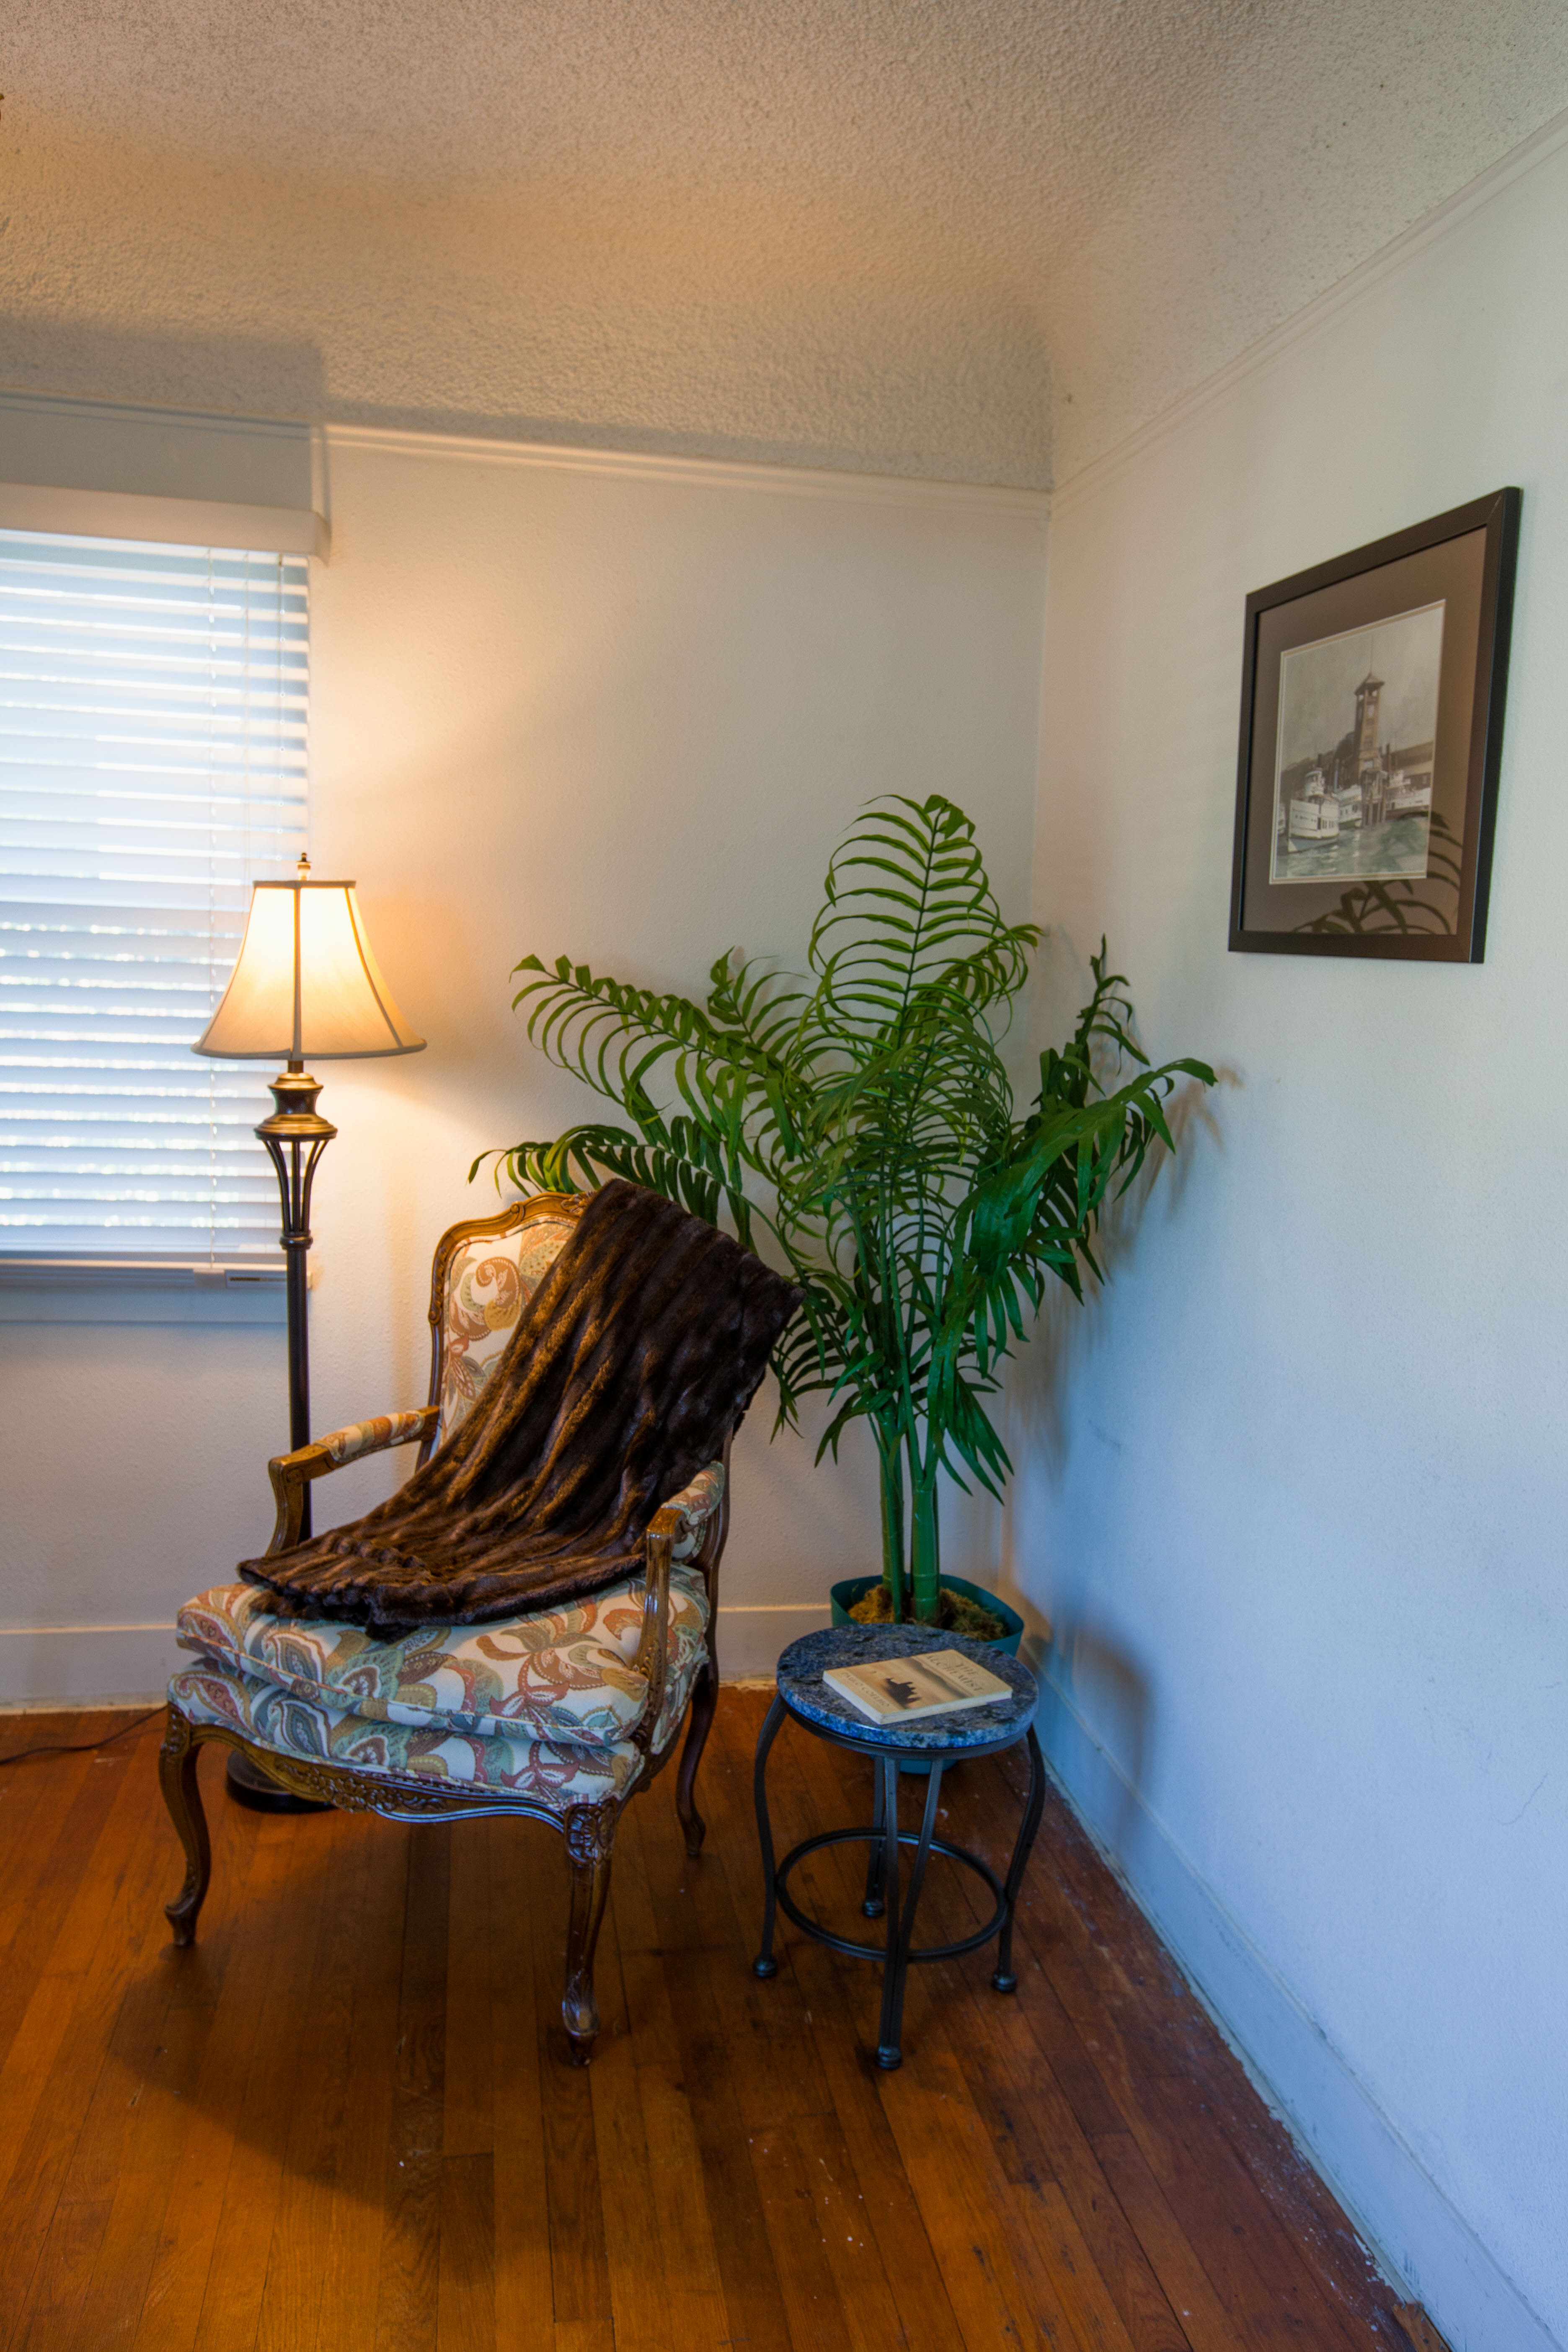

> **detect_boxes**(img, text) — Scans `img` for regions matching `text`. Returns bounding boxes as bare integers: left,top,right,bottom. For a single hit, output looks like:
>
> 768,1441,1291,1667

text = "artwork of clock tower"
1354,671,1385,773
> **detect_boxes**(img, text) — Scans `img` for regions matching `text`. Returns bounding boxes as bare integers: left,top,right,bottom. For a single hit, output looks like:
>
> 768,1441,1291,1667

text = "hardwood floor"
0,1694,1441,2352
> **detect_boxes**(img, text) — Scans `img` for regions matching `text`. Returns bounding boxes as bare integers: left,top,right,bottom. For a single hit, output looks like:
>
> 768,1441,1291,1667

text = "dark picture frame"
1228,488,1520,960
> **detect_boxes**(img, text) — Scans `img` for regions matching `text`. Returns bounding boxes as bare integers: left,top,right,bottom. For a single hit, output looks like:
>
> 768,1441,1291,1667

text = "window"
0,529,308,1270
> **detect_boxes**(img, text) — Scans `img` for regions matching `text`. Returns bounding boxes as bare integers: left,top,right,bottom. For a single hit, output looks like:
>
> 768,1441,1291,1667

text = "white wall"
1015,119,1568,2352
0,428,1046,1700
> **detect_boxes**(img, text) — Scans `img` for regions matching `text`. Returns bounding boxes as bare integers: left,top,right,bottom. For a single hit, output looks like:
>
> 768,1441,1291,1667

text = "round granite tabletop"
776,1623,1037,1751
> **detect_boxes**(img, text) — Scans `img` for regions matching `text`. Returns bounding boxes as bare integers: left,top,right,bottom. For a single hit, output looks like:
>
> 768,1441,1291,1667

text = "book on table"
823,1648,1011,1726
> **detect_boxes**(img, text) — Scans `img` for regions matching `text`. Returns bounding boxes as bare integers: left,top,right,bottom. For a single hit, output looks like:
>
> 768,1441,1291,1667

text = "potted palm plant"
479,794,1212,1634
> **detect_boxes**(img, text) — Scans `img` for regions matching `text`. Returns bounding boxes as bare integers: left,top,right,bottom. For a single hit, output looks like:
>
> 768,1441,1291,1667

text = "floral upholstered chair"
158,1193,730,2063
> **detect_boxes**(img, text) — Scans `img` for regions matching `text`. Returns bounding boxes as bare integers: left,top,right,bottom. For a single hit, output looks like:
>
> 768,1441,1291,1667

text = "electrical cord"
0,1709,161,1770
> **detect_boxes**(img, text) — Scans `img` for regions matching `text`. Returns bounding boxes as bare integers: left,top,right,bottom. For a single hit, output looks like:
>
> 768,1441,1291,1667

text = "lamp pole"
192,852,424,1811
254,1061,336,1539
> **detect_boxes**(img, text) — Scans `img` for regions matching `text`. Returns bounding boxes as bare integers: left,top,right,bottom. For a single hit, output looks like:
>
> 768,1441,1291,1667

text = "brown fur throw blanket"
239,1180,801,1639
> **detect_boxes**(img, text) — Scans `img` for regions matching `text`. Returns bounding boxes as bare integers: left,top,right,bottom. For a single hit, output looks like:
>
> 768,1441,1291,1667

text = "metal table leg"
875,1757,945,2070
750,1693,788,1980
991,1725,1046,1993
862,1756,888,1918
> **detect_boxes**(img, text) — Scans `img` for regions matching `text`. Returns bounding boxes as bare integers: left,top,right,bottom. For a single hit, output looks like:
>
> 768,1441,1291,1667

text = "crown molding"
0,387,1048,523
1051,99,1568,517
320,421,1051,520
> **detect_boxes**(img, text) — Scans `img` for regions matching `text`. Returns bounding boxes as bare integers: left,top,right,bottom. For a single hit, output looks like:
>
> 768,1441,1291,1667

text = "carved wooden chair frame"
159,1192,731,2063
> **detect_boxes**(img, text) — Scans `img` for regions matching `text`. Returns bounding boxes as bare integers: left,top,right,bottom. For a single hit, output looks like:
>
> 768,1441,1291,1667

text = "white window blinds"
0,528,309,1264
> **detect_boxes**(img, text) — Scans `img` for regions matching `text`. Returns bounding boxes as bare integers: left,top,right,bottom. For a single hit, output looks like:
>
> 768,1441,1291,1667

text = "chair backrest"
420,1192,586,1460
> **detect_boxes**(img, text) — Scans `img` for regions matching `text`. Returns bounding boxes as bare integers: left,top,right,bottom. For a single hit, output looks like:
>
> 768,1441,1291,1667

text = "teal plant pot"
828,1573,1024,1656
827,1574,1025,1773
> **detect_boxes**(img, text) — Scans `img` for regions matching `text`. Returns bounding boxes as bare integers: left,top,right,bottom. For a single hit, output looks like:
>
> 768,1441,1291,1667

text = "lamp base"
225,1748,333,1814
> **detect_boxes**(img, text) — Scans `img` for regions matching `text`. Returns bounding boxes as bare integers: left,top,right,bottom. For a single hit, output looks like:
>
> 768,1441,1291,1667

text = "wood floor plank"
12,2196,112,2352
0,1724,101,1970
962,1977,1193,2352
641,1741,836,2137
254,1807,377,2352
779,2110,915,2352
1110,2083,1323,2352
738,1703,1053,2352
132,1792,301,2352
488,1818,554,2352
758,1716,1054,2349
747,2122,858,2352
0,1744,169,2217
949,1755,1404,2352
65,1986,224,2352
878,2018,1092,2352
373,1827,449,2352
438,2152,497,2352
191,1813,350,2352
584,1897,690,2352
1173,2058,1403,2344
629,1814,793,2351
0,1697,1435,2352
778,1937,969,2352
899,1816,1194,2352
0,1732,183,2349
1090,2128,1260,2352
0,1716,172,2057
606,1802,735,2351
443,1823,496,2162
928,1755,1283,2352
1138,2075,1374,2352
305,1815,406,2352
530,1832,612,2334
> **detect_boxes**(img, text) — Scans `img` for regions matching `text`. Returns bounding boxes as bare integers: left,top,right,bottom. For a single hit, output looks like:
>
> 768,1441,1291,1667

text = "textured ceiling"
4,0,1568,485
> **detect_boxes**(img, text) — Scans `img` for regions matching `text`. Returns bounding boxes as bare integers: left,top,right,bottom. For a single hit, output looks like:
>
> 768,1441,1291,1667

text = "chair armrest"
627,1508,682,1752
662,1461,727,1562
265,1408,440,1554
625,1462,727,1750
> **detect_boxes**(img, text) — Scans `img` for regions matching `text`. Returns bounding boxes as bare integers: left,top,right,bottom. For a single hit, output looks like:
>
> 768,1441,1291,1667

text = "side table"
752,1623,1045,2068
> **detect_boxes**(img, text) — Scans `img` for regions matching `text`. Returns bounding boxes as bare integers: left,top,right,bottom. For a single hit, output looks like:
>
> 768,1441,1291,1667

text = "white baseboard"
715,1603,831,1681
1038,1674,1561,2352
0,1622,180,1706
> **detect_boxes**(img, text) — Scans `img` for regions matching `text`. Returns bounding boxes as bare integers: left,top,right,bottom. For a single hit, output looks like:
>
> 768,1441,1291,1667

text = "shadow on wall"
1010,924,1230,1483
0,317,330,430
1002,926,1233,1825
1038,1629,1152,1852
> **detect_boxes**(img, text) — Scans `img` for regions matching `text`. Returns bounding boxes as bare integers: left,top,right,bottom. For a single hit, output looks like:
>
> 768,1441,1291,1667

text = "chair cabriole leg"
562,1802,617,2064
159,1707,212,1947
675,1651,718,1856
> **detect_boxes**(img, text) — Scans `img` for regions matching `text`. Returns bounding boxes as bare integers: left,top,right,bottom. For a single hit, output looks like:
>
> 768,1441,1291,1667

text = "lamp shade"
193,868,425,1061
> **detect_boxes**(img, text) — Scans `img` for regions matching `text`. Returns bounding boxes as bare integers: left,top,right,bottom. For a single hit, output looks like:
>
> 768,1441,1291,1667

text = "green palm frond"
481,792,1214,1623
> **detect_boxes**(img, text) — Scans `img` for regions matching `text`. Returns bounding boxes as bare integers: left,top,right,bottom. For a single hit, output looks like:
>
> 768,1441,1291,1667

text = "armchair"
158,1192,731,2062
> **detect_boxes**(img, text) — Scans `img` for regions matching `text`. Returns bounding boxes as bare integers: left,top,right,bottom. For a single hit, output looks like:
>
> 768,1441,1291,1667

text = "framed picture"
1229,488,1520,960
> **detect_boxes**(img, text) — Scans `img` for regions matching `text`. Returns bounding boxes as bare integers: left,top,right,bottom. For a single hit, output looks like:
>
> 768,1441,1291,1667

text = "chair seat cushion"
176,1559,709,1752
169,1662,649,1808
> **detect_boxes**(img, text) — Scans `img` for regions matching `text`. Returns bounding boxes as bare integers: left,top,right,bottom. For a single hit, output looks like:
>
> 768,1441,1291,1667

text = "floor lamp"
194,855,425,1809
